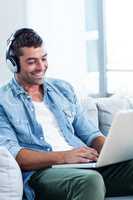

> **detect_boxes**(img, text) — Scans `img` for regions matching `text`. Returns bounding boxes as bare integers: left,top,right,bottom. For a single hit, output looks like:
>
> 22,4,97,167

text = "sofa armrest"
0,147,23,200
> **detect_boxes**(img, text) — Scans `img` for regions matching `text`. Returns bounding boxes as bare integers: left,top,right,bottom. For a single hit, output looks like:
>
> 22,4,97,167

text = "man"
0,28,133,200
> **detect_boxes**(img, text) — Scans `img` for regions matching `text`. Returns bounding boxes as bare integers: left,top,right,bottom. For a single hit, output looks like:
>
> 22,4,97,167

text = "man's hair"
6,28,43,73
9,28,43,58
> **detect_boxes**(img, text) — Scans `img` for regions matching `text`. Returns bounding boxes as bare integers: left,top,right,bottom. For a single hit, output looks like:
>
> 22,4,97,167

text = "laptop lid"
96,110,133,167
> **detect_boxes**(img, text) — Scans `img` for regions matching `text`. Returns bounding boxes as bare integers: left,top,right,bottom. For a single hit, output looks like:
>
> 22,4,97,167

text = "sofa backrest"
80,94,133,136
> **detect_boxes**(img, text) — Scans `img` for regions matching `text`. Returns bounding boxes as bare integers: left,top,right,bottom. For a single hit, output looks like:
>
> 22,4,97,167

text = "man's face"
17,45,48,86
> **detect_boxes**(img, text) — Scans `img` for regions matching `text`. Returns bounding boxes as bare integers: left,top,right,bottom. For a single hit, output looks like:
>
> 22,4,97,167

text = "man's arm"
16,147,99,171
0,106,99,171
90,135,106,153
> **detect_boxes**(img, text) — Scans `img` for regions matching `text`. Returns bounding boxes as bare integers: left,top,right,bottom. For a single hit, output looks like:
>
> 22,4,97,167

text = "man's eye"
28,61,35,65
42,57,47,62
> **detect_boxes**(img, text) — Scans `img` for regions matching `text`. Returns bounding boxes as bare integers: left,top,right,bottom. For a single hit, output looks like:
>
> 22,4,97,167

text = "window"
105,0,133,95
84,0,107,96
84,0,99,94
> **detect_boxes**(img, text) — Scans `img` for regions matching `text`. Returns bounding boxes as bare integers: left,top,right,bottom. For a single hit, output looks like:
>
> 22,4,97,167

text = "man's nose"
37,60,44,69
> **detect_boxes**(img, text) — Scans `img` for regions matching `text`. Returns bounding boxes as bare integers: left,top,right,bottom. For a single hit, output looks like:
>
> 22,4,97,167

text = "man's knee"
72,170,105,195
83,170,105,191
71,170,106,199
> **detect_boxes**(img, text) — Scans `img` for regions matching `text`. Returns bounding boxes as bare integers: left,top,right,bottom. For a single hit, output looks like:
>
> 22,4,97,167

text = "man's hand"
62,147,99,164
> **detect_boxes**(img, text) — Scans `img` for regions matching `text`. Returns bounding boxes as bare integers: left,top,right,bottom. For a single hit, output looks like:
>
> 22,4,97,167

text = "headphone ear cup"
6,57,18,73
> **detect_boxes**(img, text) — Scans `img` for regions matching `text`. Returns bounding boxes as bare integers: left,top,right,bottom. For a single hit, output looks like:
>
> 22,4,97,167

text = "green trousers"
29,160,133,200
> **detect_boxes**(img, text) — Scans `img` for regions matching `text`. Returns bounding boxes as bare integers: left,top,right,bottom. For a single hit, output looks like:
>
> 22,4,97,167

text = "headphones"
6,28,35,73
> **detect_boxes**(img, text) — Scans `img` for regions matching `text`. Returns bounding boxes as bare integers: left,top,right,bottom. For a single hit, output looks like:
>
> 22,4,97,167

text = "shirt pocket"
62,107,75,123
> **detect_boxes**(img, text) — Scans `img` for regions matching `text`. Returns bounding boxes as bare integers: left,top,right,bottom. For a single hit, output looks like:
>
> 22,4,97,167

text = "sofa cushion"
0,147,23,200
96,95,131,136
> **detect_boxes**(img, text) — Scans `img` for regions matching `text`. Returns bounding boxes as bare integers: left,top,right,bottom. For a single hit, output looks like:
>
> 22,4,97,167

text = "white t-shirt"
33,101,73,151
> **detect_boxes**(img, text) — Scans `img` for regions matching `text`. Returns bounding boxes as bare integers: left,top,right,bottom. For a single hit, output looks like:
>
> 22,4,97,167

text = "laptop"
53,110,133,169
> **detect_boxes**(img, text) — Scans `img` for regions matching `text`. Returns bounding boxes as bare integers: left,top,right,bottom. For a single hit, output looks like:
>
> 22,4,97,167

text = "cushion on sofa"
0,147,23,200
96,95,131,136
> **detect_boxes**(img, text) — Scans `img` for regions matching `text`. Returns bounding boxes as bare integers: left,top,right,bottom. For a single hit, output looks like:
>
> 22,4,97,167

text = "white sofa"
0,94,133,200
0,147,23,200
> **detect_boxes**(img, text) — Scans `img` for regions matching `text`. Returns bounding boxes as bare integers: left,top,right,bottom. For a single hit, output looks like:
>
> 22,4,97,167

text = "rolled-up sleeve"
72,93,103,146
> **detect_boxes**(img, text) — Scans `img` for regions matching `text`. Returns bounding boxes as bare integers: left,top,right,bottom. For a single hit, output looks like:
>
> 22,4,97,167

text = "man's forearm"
16,148,65,171
16,146,101,171
90,135,106,153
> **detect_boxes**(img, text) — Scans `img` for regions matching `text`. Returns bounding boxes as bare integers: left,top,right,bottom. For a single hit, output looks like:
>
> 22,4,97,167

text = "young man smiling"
0,28,133,200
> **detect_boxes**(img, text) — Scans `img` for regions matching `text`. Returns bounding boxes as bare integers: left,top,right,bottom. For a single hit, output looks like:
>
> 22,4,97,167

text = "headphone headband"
6,28,35,73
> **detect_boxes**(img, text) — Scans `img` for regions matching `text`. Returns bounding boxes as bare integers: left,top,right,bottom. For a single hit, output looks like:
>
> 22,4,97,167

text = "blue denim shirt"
0,77,102,200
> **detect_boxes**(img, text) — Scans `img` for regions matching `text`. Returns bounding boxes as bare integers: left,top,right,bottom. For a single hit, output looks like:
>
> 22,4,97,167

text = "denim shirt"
0,77,102,200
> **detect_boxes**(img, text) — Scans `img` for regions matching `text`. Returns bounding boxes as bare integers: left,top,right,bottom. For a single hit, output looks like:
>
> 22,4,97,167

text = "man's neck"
15,77,44,102
26,85,44,102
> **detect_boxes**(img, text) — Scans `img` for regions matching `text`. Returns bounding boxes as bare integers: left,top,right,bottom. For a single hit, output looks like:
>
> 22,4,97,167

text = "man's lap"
29,167,105,200
29,160,133,199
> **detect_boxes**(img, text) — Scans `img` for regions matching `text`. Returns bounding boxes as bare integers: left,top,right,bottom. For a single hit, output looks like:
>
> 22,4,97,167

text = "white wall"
0,0,27,84
26,0,87,86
